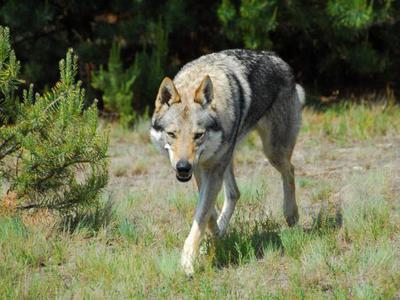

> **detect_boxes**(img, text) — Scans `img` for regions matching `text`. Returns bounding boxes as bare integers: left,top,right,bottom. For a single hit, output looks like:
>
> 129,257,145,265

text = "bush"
91,41,140,127
0,0,187,112
0,26,21,125
217,0,397,82
91,20,169,125
132,20,169,114
0,26,109,218
218,0,278,49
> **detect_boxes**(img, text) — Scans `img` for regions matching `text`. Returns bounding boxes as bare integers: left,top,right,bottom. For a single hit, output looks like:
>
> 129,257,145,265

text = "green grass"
302,102,400,144
1,103,400,298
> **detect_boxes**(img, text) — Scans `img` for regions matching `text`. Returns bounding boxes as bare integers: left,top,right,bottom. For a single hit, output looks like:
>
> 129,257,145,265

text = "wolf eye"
166,131,176,139
194,132,205,140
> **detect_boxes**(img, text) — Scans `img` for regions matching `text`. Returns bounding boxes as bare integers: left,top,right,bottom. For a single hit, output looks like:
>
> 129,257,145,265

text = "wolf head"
150,76,223,182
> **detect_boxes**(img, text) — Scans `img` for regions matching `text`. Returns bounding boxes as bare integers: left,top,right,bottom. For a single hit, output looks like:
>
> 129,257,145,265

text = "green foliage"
0,0,187,113
327,0,374,29
0,28,109,217
0,26,21,124
218,0,399,79
91,41,140,127
133,20,169,113
323,0,394,74
218,0,278,49
91,19,169,125
0,1,399,119
343,43,388,75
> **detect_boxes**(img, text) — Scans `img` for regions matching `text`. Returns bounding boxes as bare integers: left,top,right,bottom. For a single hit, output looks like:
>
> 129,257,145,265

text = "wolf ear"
155,77,180,112
194,75,214,106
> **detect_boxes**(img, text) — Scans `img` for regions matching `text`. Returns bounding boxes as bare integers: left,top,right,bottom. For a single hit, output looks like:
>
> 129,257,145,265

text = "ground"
1,103,399,299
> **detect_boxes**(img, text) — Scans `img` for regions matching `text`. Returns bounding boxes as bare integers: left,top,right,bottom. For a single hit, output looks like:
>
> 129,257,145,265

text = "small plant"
118,217,138,242
91,41,140,127
133,20,169,110
0,27,109,220
0,26,21,125
280,226,309,259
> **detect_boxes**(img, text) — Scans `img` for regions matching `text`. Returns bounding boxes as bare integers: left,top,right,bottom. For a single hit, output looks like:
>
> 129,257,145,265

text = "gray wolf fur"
150,49,304,275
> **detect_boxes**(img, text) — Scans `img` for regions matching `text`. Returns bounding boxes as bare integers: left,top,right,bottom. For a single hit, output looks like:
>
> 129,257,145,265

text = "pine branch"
1,29,109,218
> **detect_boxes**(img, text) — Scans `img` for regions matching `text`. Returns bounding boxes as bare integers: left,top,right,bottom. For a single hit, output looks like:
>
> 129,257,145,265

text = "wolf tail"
295,84,306,107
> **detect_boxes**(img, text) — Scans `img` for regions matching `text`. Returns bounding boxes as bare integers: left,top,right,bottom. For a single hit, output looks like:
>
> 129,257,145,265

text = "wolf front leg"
194,169,220,238
181,169,224,275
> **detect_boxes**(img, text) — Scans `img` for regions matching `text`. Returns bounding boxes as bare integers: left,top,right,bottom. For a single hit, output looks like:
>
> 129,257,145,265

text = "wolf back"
171,49,298,145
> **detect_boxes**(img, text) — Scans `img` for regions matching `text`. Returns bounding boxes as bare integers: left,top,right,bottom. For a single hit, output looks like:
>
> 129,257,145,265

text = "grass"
302,102,400,144
1,102,400,298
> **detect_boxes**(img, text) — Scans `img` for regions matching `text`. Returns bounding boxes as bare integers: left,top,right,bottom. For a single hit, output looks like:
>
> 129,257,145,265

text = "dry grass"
1,103,400,298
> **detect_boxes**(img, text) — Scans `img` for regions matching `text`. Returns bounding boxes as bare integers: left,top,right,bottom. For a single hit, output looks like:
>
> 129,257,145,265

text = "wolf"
150,49,304,275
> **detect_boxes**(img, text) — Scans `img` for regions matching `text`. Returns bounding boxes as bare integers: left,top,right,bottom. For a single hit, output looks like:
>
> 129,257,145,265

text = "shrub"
0,26,20,124
132,20,169,113
0,26,109,218
91,20,169,126
91,41,140,127
217,0,397,80
217,0,278,49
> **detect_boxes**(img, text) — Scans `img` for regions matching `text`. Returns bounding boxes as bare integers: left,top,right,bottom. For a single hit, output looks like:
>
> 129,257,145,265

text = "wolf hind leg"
215,161,240,237
256,114,299,226
206,206,220,236
205,161,240,237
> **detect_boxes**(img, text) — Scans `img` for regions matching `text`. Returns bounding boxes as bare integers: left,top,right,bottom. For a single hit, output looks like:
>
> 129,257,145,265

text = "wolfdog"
150,49,305,275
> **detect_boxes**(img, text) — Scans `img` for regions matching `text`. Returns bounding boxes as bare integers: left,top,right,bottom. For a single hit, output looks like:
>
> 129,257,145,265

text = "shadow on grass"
308,205,343,233
60,197,114,234
206,206,343,269
205,217,283,268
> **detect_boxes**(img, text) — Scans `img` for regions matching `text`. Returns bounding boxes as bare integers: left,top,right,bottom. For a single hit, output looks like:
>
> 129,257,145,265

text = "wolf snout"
176,160,192,182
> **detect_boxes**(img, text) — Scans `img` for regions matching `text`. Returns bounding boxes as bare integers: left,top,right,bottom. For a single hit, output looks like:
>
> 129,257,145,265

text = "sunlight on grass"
302,103,400,143
1,103,400,298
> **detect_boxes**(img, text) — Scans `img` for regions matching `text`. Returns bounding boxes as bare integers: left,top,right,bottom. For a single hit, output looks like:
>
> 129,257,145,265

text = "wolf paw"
181,246,195,276
285,212,299,227
181,256,194,276
217,219,229,237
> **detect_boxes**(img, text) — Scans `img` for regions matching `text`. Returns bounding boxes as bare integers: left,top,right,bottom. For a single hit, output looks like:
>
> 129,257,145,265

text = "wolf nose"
176,160,192,173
